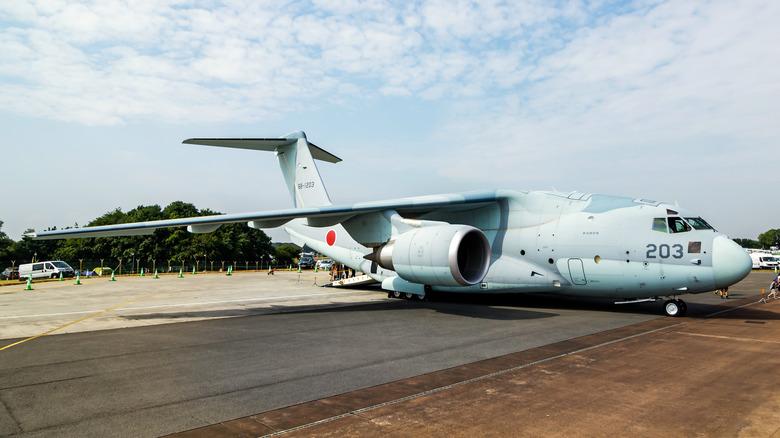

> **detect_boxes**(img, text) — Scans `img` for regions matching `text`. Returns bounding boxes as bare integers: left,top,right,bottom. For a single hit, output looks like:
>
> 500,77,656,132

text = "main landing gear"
387,290,426,301
663,298,687,317
387,286,430,301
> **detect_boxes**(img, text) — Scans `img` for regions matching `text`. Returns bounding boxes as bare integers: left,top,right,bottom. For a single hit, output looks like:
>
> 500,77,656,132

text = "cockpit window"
652,218,668,233
685,217,714,230
667,217,691,233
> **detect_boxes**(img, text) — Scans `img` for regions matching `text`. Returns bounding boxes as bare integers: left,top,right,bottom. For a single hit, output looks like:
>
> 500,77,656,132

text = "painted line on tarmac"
118,291,370,311
0,289,188,351
0,291,372,320
260,321,688,438
0,310,107,319
705,297,772,318
678,332,780,344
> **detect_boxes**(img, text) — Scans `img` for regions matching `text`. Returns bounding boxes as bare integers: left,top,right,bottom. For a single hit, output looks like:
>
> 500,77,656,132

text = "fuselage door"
568,258,587,285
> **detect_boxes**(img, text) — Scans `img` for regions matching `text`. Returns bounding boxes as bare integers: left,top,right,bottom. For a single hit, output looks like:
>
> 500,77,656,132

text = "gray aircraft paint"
29,131,751,315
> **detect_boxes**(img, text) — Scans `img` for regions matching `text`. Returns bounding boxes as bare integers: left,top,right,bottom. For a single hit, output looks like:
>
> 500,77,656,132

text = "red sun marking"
326,230,336,246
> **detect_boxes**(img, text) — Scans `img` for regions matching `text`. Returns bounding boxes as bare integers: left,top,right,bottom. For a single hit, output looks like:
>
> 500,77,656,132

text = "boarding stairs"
326,274,377,288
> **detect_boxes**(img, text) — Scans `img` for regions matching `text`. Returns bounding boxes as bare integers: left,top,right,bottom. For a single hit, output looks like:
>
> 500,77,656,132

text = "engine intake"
372,225,491,287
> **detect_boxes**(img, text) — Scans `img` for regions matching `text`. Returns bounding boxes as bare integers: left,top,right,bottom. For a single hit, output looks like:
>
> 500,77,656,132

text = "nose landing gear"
663,299,687,317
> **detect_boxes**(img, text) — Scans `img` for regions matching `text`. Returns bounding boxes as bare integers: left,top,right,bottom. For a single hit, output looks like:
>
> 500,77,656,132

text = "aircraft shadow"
687,300,780,320
423,291,780,321
119,290,778,323
120,298,557,322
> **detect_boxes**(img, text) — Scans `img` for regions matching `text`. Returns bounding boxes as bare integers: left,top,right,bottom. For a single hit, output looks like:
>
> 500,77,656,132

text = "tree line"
733,229,780,250
0,202,303,270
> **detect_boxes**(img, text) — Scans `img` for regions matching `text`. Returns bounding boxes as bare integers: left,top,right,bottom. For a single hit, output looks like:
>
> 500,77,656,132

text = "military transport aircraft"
29,131,752,316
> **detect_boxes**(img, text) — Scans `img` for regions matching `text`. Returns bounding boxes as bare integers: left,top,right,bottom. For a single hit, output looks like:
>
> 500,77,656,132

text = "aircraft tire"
392,291,402,299
405,293,415,299
664,300,682,317
422,285,433,301
676,299,688,316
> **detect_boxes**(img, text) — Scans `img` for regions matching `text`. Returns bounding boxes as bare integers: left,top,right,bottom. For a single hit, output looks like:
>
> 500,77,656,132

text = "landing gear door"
568,258,587,285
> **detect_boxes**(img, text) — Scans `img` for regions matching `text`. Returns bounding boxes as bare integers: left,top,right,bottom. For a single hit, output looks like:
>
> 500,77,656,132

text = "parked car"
1,267,19,280
316,259,334,270
297,255,316,269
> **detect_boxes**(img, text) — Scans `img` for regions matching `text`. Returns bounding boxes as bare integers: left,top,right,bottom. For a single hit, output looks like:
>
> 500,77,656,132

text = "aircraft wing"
26,190,503,240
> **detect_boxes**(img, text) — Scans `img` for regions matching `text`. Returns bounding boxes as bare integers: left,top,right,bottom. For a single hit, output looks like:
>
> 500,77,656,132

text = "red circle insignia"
326,229,336,246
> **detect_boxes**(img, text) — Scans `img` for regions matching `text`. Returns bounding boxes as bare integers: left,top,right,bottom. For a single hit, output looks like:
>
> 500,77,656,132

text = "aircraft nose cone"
712,235,752,288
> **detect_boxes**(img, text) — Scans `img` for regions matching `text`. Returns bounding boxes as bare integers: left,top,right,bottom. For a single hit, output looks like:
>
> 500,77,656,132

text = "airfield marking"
259,321,689,438
0,310,112,319
677,332,780,344
705,298,771,318
0,290,372,351
0,288,188,351
0,291,371,320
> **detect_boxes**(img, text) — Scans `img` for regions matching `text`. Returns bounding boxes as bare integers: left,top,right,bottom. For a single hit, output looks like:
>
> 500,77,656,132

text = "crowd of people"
769,273,780,299
328,264,356,281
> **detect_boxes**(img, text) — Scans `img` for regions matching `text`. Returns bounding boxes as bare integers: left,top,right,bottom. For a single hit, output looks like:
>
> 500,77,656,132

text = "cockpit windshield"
652,218,668,233
684,217,714,230
653,216,714,233
667,217,692,233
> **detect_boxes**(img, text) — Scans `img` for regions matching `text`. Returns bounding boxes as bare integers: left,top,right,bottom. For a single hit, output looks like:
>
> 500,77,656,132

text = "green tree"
55,207,136,261
158,202,205,261
733,238,760,248
757,229,780,250
0,220,14,261
37,202,275,269
274,244,301,267
13,229,60,263
8,201,277,269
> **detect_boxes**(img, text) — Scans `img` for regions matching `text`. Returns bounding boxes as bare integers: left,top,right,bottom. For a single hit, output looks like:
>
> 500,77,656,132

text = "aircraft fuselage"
285,190,750,302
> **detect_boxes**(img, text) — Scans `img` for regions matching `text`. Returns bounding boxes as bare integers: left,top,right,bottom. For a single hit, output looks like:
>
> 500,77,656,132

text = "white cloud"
0,0,778,240
0,0,593,125
2,0,777,145
403,0,779,239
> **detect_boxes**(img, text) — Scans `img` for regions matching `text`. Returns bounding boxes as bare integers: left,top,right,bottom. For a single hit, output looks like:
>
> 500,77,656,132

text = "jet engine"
371,225,491,287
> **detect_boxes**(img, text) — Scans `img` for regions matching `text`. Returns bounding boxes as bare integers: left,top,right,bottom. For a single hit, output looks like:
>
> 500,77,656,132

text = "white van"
19,261,76,280
749,252,779,270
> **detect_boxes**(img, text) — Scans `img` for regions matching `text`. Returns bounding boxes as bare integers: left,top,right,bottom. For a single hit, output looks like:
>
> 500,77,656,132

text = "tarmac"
0,269,384,341
1,270,778,437
167,271,780,438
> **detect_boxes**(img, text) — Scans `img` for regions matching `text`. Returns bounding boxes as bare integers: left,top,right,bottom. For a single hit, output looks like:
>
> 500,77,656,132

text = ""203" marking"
646,243,684,259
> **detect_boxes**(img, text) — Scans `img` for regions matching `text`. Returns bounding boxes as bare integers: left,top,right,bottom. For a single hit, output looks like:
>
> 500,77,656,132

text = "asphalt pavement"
1,270,776,437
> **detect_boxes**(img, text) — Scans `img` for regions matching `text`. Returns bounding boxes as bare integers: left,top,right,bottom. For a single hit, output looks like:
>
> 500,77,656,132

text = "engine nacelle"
374,225,491,287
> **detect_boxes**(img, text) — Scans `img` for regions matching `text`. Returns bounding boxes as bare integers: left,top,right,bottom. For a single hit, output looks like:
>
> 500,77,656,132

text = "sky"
0,0,778,243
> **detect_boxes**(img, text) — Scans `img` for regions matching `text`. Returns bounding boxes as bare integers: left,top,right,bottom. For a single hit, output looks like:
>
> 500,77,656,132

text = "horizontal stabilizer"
183,133,341,163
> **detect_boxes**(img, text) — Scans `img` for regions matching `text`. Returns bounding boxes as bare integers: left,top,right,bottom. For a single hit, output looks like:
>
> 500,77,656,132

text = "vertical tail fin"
275,131,334,208
182,131,341,208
